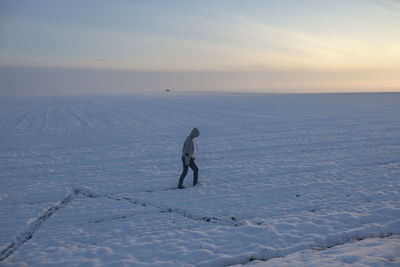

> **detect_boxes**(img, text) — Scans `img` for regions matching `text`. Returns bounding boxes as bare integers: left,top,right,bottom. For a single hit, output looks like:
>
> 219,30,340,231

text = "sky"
0,0,399,95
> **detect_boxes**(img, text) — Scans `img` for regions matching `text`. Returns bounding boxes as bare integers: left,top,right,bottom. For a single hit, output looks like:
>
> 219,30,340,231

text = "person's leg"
189,159,199,186
178,157,188,188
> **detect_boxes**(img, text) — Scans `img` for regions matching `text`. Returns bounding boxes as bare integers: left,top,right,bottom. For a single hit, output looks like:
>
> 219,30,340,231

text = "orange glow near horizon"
0,0,399,94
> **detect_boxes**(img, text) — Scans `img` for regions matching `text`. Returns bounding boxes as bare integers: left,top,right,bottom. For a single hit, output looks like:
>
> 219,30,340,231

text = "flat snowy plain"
0,93,399,266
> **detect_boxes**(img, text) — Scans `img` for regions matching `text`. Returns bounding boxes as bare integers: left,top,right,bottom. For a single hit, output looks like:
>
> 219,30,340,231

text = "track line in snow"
40,109,49,132
12,110,34,132
76,188,242,227
0,190,79,261
26,111,38,131
0,187,240,262
89,214,137,224
65,107,90,128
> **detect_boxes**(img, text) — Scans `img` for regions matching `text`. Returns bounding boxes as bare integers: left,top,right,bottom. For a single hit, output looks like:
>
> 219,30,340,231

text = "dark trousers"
178,157,198,186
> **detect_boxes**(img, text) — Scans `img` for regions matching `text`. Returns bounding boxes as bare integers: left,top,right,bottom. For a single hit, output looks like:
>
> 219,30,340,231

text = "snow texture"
243,235,400,266
0,93,399,266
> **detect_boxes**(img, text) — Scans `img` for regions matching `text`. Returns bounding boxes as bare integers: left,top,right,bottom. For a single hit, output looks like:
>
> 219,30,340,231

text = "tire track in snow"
0,190,79,261
65,107,90,128
90,102,153,132
26,110,38,131
40,109,49,132
0,188,241,262
1,108,35,133
9,110,34,132
76,188,242,227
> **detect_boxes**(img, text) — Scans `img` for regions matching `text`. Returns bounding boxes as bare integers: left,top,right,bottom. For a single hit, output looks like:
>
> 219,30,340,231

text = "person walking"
178,128,200,189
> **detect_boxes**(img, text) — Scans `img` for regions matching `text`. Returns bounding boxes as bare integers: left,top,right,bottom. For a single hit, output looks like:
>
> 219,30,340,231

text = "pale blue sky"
0,0,399,95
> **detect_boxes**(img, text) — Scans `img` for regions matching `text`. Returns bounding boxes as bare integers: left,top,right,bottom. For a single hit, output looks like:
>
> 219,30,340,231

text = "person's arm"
182,138,192,165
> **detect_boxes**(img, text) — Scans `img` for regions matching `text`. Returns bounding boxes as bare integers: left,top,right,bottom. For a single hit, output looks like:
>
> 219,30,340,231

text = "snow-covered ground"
0,93,399,266
241,235,400,266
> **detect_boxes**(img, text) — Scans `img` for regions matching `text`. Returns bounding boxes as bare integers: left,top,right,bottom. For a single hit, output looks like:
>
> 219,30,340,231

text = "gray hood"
190,128,200,138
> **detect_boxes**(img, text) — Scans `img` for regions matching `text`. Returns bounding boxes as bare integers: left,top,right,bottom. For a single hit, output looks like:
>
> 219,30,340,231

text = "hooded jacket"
182,128,200,165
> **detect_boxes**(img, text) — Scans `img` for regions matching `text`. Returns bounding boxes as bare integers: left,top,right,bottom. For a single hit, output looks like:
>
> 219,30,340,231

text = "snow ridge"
199,229,400,267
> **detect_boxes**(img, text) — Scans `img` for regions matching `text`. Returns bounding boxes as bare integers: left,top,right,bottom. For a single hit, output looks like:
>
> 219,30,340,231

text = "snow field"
0,93,399,266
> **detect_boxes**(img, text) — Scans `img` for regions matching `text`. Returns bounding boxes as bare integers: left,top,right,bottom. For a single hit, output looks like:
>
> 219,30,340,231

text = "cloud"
377,0,400,9
1,4,399,74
